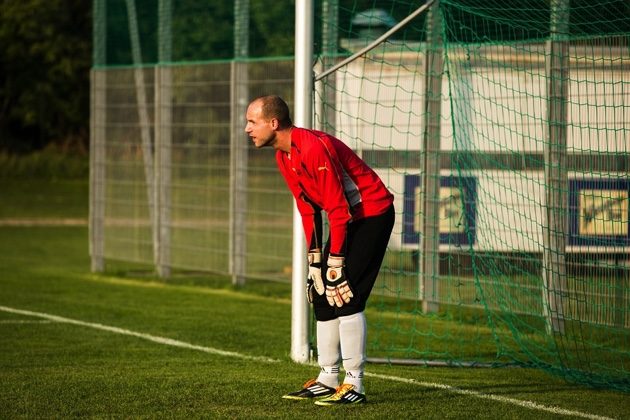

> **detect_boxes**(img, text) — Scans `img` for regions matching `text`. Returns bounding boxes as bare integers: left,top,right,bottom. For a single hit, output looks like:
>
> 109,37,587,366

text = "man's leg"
316,206,395,406
338,311,367,392
315,312,368,406
282,290,339,400
316,318,341,388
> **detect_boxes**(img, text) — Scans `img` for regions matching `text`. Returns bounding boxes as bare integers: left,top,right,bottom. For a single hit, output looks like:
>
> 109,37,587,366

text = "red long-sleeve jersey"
276,127,394,255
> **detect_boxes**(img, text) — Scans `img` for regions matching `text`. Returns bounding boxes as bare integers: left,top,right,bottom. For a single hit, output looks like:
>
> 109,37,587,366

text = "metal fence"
90,60,296,283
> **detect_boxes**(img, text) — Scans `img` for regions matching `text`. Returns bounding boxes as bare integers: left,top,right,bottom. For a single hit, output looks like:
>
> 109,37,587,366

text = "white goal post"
291,0,314,364
291,0,438,363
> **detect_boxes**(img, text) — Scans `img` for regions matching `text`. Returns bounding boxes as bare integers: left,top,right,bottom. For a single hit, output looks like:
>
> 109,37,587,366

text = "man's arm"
309,139,351,255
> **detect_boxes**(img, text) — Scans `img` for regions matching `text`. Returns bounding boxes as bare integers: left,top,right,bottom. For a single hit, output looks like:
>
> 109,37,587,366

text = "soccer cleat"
314,383,367,406
281,379,336,400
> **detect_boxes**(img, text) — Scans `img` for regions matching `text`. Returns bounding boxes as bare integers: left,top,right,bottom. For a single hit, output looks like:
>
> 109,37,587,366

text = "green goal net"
314,0,629,390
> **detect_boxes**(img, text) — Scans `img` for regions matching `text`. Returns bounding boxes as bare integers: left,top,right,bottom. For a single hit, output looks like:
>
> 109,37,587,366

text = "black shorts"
313,204,395,321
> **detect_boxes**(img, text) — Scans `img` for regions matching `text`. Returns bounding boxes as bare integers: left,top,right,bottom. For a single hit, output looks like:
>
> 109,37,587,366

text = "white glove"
306,251,325,303
325,255,354,307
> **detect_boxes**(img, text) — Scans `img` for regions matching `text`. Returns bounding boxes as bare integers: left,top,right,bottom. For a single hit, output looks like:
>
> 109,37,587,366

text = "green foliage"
173,1,234,61
0,0,91,153
249,1,295,57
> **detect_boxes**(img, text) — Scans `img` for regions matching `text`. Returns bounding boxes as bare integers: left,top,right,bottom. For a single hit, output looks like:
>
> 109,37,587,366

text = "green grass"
0,150,89,180
0,167,628,418
0,226,627,418
0,178,88,219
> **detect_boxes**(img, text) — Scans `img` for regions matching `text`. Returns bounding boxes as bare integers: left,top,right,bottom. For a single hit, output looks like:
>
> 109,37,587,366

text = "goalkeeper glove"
325,255,354,307
306,250,325,303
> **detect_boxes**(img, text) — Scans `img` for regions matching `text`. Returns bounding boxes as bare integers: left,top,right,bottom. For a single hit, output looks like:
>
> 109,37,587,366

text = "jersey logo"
318,163,329,171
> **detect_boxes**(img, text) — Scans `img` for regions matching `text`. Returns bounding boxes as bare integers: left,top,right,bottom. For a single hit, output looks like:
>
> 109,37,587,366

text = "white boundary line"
0,305,277,364
0,305,615,420
366,373,614,420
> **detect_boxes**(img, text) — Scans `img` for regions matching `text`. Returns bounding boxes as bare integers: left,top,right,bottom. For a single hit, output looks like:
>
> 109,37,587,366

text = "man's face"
245,101,276,149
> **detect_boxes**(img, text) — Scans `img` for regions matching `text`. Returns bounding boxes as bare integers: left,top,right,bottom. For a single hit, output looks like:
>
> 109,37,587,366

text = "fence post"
155,0,173,278
230,0,250,286
90,0,107,273
543,0,569,335
420,1,443,313
90,71,106,273
125,0,158,270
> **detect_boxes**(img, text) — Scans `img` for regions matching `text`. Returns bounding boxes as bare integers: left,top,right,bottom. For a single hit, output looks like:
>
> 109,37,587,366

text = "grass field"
1,177,629,418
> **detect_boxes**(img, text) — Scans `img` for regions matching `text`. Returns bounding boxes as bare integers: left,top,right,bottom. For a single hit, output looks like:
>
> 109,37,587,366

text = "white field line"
0,305,277,364
0,305,615,420
366,373,615,420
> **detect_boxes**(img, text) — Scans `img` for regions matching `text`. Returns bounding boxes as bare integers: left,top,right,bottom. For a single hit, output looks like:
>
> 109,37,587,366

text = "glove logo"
324,256,354,307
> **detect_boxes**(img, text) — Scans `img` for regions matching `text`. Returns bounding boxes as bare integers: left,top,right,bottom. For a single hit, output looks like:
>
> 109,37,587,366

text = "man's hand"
325,255,354,307
306,250,325,303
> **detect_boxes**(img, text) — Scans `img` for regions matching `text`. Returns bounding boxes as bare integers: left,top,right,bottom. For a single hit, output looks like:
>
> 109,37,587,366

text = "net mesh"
91,0,630,391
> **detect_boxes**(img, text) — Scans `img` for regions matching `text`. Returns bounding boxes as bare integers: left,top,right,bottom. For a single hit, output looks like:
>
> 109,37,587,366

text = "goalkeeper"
245,95,395,406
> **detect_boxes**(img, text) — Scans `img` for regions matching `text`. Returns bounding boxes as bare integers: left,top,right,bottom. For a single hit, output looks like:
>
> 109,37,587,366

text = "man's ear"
270,118,280,130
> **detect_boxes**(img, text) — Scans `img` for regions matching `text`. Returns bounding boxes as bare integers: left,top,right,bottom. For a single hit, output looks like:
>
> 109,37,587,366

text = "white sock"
339,311,367,393
316,318,340,388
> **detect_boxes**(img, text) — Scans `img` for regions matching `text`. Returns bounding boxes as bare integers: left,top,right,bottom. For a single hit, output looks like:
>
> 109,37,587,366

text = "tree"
0,0,91,153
